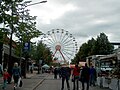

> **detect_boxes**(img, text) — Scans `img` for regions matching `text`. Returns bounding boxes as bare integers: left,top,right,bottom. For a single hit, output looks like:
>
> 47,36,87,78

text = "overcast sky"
26,0,120,47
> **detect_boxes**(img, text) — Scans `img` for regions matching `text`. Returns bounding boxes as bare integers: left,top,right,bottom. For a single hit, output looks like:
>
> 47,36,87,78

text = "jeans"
61,77,70,90
73,76,79,90
3,79,7,89
82,80,89,90
90,75,96,86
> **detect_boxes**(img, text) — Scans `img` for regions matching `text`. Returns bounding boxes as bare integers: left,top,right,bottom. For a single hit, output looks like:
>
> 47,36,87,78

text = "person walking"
12,62,21,90
90,66,97,86
60,63,71,90
81,63,90,90
2,69,11,90
72,64,80,90
53,68,58,79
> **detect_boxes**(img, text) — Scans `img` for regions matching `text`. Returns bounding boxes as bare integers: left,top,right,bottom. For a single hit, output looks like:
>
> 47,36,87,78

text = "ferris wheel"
41,29,78,63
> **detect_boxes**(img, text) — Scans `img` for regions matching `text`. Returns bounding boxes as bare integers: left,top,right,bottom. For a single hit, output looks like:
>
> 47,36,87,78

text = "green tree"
0,0,41,43
0,0,23,33
33,41,52,65
95,33,114,55
72,33,114,63
87,38,96,55
0,0,42,58
0,0,42,78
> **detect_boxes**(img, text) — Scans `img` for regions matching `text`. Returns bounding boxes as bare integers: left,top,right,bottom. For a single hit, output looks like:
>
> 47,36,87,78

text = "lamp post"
8,0,47,80
27,1,47,6
23,0,47,78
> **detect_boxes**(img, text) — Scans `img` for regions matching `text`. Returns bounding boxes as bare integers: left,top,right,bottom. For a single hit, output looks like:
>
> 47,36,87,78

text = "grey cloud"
33,0,120,46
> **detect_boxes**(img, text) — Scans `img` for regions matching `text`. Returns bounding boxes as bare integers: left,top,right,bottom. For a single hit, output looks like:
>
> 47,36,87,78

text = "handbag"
19,80,23,87
18,77,23,87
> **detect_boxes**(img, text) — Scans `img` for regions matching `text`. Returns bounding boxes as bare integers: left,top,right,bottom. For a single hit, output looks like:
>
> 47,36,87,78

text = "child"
2,69,10,90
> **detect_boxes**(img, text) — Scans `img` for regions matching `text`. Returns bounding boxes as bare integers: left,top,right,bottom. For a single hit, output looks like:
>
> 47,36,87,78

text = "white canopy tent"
42,64,50,69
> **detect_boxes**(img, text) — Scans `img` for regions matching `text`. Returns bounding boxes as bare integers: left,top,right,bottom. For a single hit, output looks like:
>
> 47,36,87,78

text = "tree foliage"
31,41,53,65
0,0,41,42
72,33,114,63
0,0,42,59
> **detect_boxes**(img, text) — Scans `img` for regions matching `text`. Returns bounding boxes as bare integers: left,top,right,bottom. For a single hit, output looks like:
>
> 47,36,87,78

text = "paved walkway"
35,74,110,90
0,72,110,90
0,71,49,90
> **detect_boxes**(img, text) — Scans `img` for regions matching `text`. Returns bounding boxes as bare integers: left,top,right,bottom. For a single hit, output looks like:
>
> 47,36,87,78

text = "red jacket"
3,72,10,80
73,67,80,76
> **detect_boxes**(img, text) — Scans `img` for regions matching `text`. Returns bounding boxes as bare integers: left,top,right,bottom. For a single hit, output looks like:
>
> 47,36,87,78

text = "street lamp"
27,1,47,6
8,0,47,80
19,0,47,78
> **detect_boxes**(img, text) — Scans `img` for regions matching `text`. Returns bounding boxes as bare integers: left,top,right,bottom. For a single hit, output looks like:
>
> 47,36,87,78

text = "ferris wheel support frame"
52,45,66,63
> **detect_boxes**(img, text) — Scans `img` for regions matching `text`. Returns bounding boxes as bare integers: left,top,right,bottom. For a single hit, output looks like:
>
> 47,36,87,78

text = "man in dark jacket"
60,63,71,90
81,63,90,90
90,66,97,86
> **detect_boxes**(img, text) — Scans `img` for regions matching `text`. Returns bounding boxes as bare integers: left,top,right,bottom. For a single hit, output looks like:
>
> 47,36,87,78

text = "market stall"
96,53,120,90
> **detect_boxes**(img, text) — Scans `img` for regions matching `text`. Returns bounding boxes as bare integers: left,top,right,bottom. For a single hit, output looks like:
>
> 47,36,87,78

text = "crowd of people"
53,63,97,90
0,62,97,90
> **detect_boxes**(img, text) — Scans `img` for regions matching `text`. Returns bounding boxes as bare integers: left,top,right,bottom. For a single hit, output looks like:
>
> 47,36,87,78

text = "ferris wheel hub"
55,45,61,51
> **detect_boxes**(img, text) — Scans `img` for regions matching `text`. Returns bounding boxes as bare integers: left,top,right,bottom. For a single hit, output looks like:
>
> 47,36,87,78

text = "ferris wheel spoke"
43,34,55,44
46,43,54,47
49,33,57,43
46,42,54,47
56,29,62,42
64,43,74,47
64,42,74,47
62,51,71,60
46,40,54,45
53,31,58,43
64,46,74,50
61,34,70,44
63,48,74,52
60,30,64,42
60,32,68,43
63,39,73,45
63,39,75,45
47,38,55,44
63,50,74,56
63,50,74,57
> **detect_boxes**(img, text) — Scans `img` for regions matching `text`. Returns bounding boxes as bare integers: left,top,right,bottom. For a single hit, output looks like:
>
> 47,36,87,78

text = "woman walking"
12,62,21,90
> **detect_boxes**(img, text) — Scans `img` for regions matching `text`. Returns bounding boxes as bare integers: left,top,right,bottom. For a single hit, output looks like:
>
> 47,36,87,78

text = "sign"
23,42,30,51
